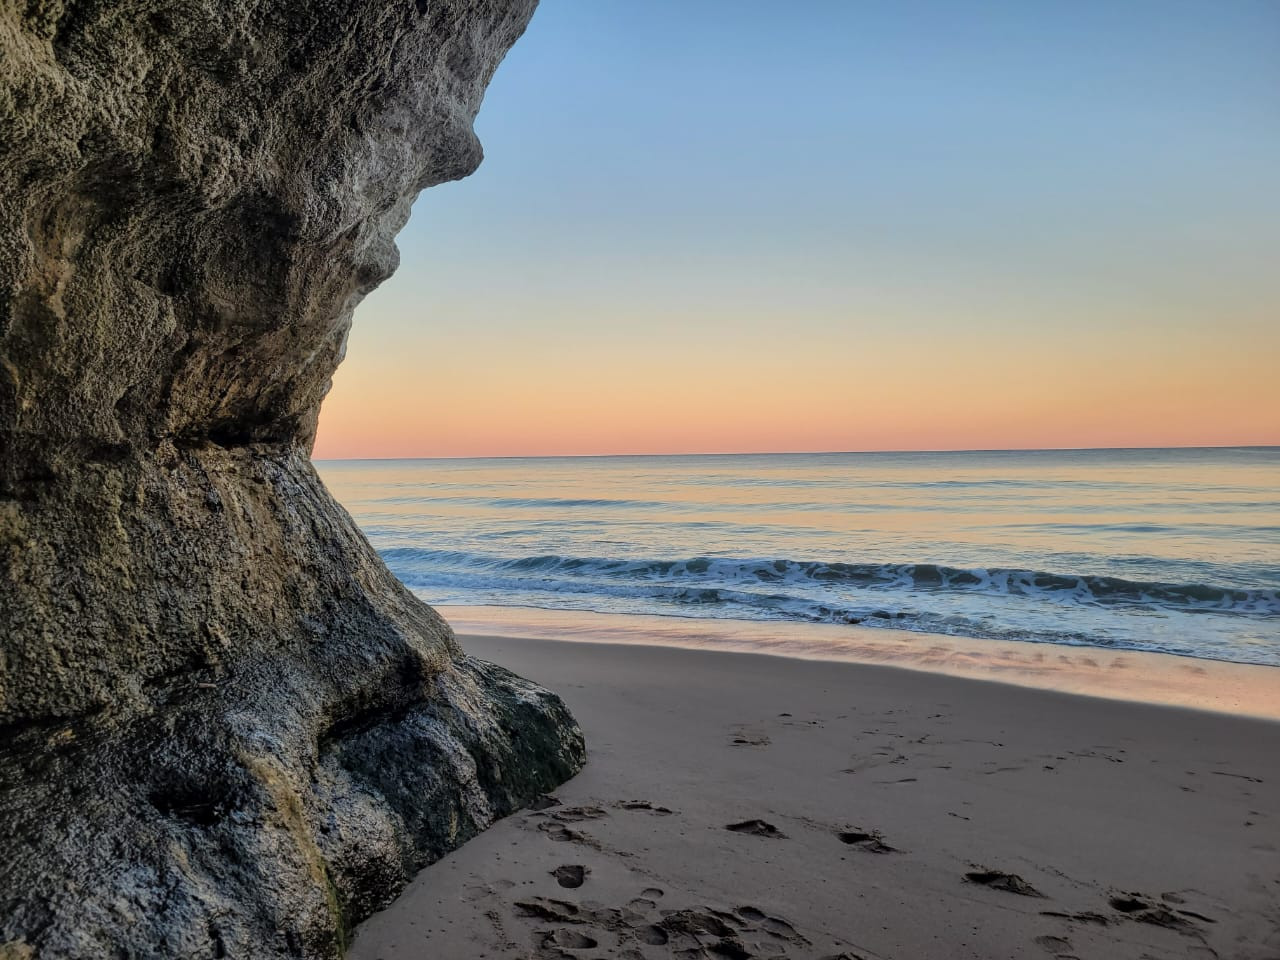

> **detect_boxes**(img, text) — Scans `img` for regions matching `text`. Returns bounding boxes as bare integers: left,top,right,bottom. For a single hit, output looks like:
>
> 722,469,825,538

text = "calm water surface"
316,448,1280,666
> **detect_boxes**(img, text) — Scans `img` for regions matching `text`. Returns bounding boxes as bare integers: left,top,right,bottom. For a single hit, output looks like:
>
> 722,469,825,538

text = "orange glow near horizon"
312,314,1279,459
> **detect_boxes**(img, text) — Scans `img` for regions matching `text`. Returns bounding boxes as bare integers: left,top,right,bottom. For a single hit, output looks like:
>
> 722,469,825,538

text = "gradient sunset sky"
313,1,1279,460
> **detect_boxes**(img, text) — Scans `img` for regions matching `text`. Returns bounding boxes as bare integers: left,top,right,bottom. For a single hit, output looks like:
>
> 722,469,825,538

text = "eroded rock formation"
0,2,583,956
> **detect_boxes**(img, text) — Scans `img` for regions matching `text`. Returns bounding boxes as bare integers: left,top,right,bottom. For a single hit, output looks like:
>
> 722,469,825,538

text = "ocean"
316,448,1280,667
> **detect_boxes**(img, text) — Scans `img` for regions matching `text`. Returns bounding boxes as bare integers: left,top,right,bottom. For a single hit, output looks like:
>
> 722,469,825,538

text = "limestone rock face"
0,2,584,957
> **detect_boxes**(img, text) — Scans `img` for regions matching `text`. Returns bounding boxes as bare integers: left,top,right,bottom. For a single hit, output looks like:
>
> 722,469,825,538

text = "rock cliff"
0,1,584,956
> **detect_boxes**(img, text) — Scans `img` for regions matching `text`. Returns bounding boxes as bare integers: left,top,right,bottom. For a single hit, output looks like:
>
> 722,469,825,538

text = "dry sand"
349,634,1280,960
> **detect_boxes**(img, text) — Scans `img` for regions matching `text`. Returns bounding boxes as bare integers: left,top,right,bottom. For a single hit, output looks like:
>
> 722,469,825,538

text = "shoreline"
437,604,1280,722
350,632,1280,960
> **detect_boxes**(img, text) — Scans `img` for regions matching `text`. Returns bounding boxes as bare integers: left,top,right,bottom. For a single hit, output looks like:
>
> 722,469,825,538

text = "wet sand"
349,633,1280,960
437,606,1280,721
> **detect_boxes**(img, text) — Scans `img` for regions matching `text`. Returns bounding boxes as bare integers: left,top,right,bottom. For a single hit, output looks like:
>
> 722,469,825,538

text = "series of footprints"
530,799,676,851
962,869,1221,955
531,794,895,856
519,793,1221,957
520,698,1234,959
518,798,869,957
730,708,1237,954
514,890,860,960
964,867,1220,931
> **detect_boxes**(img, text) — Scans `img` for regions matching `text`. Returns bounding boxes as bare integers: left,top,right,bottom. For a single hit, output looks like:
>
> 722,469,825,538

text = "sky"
313,0,1280,459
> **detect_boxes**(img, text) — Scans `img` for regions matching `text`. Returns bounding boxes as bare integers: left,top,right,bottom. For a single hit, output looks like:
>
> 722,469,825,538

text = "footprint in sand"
617,799,675,815
735,907,809,944
550,805,609,822
1107,892,1208,929
837,829,898,854
540,928,598,950
626,886,667,913
725,819,787,839
964,869,1046,898
514,888,835,959
536,821,579,842
551,864,587,889
638,923,668,945
534,821,603,851
658,909,739,943
515,897,581,923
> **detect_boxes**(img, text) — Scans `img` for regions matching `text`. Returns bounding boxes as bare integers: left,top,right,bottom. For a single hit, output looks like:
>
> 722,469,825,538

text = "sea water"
316,448,1280,666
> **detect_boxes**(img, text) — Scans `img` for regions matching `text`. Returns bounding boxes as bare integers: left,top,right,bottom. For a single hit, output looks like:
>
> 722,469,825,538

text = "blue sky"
317,1,1280,457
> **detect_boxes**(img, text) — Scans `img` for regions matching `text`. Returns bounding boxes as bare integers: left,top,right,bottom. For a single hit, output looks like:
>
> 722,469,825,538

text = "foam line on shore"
441,604,1280,721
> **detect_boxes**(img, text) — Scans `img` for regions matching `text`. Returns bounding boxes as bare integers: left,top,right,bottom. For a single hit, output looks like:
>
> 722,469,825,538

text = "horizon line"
312,442,1279,463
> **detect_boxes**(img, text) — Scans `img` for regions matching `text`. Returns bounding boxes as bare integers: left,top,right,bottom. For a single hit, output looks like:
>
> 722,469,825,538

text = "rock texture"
0,2,584,957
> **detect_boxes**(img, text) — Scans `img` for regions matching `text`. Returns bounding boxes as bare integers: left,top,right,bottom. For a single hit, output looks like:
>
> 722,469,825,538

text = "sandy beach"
349,633,1280,960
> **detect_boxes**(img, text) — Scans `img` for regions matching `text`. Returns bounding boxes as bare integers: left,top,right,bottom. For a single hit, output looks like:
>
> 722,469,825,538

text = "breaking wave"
379,547,1280,662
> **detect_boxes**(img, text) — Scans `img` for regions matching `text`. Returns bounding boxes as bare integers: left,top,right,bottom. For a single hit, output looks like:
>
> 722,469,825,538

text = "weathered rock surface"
0,1,583,957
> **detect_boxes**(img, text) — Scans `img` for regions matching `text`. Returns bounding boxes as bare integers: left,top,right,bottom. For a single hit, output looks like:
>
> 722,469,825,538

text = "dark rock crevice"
1,2,582,957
